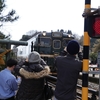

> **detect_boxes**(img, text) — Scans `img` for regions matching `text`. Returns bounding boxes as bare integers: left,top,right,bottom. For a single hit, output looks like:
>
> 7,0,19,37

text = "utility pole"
82,0,91,100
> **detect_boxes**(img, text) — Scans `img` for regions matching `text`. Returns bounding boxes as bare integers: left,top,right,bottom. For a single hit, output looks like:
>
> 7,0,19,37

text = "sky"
1,0,100,40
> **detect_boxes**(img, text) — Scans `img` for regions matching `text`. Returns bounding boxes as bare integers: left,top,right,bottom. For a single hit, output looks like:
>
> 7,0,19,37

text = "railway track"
46,73,99,100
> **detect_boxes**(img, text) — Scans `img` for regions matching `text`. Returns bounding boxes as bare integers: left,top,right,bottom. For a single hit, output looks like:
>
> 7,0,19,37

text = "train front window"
53,40,61,49
40,38,51,47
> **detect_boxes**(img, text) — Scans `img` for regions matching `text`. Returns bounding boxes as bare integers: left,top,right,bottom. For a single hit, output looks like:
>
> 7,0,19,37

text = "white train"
15,36,36,58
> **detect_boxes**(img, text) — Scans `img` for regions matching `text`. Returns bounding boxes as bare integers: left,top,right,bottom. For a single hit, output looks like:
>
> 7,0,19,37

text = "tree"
73,33,81,42
89,52,97,64
20,35,31,41
0,0,19,48
0,0,19,41
92,39,100,53
0,0,19,27
78,35,83,46
0,31,5,39
0,0,19,69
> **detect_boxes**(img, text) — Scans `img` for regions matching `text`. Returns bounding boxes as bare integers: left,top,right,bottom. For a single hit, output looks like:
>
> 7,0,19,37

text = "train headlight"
68,34,71,37
43,32,46,36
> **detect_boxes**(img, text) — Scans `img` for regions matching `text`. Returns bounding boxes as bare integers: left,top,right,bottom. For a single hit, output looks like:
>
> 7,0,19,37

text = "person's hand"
79,48,82,52
25,58,28,62
17,76,21,84
64,47,67,52
17,76,21,78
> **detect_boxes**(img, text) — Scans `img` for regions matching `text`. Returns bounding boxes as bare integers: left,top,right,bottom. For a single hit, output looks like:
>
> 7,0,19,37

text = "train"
16,30,75,72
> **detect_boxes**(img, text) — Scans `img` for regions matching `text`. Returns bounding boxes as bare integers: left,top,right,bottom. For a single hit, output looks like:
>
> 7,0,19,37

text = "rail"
46,75,99,100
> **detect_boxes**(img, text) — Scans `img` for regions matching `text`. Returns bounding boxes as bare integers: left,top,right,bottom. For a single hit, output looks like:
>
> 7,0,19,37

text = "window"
53,40,61,49
19,49,23,54
40,38,51,47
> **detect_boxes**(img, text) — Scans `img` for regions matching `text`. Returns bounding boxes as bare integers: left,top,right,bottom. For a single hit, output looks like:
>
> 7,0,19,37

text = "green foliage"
0,31,5,38
91,39,100,53
20,35,31,41
19,31,39,41
89,52,97,62
0,0,19,49
0,0,19,27
0,32,6,48
0,0,5,12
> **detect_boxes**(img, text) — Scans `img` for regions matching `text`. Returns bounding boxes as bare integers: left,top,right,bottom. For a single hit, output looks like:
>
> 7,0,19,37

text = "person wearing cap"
54,40,83,100
15,51,50,100
60,45,83,61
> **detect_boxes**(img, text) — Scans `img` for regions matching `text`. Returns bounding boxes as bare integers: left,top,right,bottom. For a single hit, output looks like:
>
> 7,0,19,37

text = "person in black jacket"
60,45,83,61
15,51,50,100
54,40,83,100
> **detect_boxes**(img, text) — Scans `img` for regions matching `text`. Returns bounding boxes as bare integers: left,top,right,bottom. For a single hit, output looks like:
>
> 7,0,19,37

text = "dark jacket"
60,50,67,56
60,50,83,61
54,54,82,100
15,62,50,100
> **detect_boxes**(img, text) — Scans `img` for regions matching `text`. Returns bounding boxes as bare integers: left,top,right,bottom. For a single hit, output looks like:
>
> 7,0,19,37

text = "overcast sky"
1,0,100,40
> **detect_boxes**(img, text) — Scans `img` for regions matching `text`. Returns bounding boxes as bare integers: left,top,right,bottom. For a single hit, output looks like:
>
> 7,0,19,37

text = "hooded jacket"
15,62,50,100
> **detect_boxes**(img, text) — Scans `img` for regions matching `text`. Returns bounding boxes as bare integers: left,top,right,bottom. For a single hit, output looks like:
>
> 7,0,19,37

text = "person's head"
67,40,80,55
6,58,18,71
28,51,41,63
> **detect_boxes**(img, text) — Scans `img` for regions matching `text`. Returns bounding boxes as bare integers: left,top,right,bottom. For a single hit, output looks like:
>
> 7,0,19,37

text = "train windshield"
53,40,61,49
40,37,51,47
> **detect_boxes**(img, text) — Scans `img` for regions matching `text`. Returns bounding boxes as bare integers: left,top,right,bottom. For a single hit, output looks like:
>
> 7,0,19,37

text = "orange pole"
82,0,91,100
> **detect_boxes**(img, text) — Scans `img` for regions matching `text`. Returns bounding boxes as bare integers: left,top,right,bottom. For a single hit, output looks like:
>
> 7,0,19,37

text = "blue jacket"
0,68,18,99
